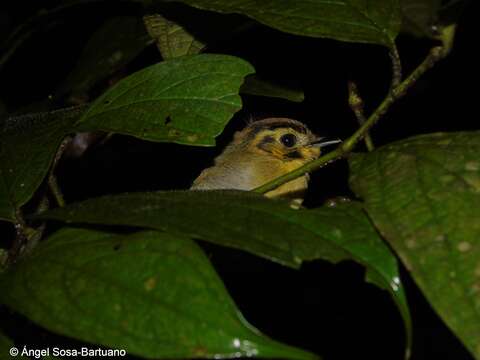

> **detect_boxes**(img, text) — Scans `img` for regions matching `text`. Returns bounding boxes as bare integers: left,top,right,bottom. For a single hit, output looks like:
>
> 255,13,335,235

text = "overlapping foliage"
0,1,477,359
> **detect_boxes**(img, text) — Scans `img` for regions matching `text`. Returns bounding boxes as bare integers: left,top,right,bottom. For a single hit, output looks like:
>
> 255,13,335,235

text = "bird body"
191,118,336,200
191,150,309,198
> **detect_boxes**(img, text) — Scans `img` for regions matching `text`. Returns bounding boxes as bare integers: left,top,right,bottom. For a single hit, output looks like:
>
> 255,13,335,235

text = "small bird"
191,117,340,200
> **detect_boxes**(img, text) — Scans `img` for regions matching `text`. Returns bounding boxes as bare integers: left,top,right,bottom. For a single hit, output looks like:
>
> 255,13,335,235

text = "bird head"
229,117,338,164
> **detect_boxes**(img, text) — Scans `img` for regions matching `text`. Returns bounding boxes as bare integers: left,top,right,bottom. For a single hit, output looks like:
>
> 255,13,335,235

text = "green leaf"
400,0,467,38
36,190,411,352
241,75,304,103
143,13,205,59
0,332,14,359
0,55,251,220
167,0,402,47
143,1,255,59
349,131,480,359
57,16,153,98
400,0,441,37
0,107,82,222
76,54,254,146
0,228,317,360
141,12,303,102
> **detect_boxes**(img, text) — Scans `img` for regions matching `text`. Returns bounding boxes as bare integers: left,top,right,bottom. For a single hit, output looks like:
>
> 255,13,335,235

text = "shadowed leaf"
0,228,318,360
401,0,441,37
143,13,205,59
349,131,480,359
36,190,411,353
400,0,468,38
241,75,304,102
0,107,82,222
166,0,402,47
57,16,153,98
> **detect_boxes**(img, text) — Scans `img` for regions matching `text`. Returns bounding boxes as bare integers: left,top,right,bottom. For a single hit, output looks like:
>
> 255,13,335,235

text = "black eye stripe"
256,135,275,151
259,135,275,145
285,150,303,159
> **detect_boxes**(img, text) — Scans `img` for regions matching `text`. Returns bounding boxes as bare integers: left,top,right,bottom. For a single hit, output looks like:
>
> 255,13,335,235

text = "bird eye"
280,133,297,147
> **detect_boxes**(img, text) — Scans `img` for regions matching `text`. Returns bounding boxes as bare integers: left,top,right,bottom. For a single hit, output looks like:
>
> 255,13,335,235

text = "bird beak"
310,137,342,148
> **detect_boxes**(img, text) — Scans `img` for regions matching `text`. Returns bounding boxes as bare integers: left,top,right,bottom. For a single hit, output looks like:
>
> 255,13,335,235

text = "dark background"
0,1,477,359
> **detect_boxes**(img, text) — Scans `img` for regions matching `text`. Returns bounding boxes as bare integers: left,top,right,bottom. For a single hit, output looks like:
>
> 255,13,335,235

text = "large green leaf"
0,228,317,360
36,190,411,352
0,107,82,222
349,131,480,359
76,54,254,146
0,55,251,221
57,16,153,98
167,0,402,47
143,12,304,102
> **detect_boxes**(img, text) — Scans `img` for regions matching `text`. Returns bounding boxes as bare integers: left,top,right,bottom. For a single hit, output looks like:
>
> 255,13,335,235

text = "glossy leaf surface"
76,54,254,146
37,190,411,349
168,0,402,47
349,132,480,359
0,228,317,360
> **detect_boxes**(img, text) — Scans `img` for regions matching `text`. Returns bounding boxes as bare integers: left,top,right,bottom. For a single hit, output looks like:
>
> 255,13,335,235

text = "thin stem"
48,174,65,207
389,44,402,89
348,81,374,151
6,210,28,266
48,136,71,207
254,148,344,194
254,46,446,195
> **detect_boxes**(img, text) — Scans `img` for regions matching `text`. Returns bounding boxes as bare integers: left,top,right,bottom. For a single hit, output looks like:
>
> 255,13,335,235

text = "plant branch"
6,210,28,266
48,174,65,207
254,46,446,195
389,44,402,89
48,136,71,207
348,81,374,151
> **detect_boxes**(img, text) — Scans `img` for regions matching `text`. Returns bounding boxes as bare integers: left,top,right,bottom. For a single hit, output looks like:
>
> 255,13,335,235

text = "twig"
389,44,402,90
48,174,65,207
6,210,28,266
348,81,374,151
48,136,71,207
254,46,446,195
